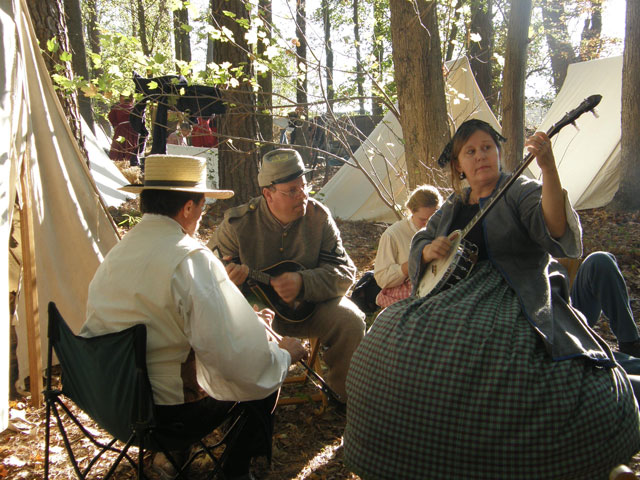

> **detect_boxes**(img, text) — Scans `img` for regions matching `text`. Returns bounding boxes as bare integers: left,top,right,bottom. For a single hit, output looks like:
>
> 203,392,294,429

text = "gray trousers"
571,251,640,400
273,296,366,401
571,251,638,343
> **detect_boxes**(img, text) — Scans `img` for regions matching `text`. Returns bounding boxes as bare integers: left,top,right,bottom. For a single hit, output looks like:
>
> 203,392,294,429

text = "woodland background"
2,0,640,478
24,0,640,212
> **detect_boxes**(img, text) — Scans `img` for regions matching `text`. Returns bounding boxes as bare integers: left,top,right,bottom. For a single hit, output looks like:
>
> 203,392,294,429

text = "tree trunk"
500,0,531,172
136,0,150,56
468,0,496,110
610,0,640,211
389,0,449,189
85,0,102,75
210,0,260,205
371,0,385,117
64,0,94,132
26,0,87,157
353,0,365,114
322,0,334,109
444,0,463,62
540,0,576,92
257,0,274,153
295,0,307,108
579,0,602,61
173,3,192,62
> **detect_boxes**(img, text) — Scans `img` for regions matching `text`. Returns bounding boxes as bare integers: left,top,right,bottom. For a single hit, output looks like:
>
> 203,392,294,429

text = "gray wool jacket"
208,196,356,303
409,173,614,365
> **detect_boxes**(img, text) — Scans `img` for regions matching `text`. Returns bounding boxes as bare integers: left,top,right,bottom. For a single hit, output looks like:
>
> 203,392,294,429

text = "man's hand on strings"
271,272,303,304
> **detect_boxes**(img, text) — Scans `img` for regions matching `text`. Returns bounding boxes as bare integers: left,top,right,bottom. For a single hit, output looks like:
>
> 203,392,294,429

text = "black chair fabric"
50,305,154,445
44,301,247,479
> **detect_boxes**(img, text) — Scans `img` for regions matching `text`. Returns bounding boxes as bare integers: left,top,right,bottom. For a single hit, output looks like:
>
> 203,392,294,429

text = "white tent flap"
83,118,135,208
1,0,120,414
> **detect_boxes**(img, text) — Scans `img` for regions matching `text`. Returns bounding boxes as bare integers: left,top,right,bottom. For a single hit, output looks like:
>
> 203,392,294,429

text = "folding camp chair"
43,301,248,480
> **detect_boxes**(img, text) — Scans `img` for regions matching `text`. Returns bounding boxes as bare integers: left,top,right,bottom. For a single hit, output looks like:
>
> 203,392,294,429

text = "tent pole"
19,156,43,408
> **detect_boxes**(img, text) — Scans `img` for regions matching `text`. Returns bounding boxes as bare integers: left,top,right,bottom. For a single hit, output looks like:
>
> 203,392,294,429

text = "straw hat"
119,154,234,199
257,149,312,187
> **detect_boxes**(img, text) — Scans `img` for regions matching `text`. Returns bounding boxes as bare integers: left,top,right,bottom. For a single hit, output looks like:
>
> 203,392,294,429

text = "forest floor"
2,164,640,479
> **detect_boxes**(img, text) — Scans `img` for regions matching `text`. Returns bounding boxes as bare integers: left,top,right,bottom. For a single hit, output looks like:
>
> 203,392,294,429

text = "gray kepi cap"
257,149,312,188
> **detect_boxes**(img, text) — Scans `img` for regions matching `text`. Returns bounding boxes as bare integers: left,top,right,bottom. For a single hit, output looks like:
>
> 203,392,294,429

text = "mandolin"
213,247,316,323
245,260,317,323
416,94,602,298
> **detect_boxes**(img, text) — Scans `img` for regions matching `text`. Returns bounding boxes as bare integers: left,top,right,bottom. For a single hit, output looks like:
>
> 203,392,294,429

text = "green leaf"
46,38,58,53
153,53,167,64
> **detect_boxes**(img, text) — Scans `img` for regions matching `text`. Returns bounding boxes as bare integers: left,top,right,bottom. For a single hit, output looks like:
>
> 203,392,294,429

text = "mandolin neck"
248,269,271,286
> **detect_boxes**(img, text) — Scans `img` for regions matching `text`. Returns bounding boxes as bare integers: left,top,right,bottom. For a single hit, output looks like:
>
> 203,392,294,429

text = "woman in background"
373,185,442,308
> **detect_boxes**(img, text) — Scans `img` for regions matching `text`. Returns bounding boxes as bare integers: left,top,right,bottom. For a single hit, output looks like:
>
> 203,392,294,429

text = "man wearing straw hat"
209,148,366,402
81,154,307,480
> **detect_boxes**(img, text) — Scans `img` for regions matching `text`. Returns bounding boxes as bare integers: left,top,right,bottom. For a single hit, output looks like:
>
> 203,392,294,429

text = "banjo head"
416,231,463,298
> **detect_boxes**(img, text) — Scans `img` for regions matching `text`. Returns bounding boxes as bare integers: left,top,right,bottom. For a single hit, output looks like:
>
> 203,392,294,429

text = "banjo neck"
460,93,602,240
417,94,602,299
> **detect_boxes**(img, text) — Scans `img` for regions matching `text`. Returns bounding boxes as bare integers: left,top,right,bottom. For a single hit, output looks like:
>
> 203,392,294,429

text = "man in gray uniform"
208,149,366,402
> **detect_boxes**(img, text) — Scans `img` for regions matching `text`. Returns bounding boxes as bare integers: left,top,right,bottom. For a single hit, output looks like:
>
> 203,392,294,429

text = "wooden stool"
556,257,582,288
277,338,328,407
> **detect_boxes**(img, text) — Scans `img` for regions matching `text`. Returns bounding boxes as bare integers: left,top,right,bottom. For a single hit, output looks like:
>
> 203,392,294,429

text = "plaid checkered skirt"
345,262,640,480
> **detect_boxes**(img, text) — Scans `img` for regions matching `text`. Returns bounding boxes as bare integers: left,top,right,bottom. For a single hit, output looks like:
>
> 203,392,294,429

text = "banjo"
416,94,602,298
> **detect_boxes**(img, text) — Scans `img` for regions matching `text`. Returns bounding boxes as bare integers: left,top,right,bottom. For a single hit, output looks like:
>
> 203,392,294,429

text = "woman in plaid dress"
374,186,442,309
344,120,640,479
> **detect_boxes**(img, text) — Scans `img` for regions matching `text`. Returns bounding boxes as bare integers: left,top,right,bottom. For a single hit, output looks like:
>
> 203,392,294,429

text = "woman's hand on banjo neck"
525,131,567,239
421,232,460,265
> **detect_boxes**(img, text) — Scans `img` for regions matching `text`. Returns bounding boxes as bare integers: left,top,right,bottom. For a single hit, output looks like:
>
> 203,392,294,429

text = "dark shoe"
618,340,640,357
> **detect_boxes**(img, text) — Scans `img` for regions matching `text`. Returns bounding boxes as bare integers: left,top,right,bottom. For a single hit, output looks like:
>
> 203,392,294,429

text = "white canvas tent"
318,56,501,223
526,56,623,210
1,0,120,430
83,118,135,208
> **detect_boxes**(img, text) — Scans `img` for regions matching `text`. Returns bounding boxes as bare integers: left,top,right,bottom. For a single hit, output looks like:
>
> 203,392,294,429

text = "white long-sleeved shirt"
373,217,417,289
82,214,291,405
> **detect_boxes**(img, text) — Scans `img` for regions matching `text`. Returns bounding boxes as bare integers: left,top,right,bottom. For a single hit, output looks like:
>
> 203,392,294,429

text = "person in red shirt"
108,95,139,165
191,116,218,148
